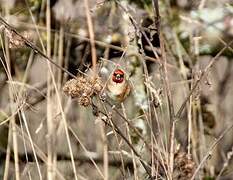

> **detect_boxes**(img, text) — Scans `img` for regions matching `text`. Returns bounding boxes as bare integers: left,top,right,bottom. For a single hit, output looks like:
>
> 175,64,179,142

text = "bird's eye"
112,69,125,83
115,73,124,79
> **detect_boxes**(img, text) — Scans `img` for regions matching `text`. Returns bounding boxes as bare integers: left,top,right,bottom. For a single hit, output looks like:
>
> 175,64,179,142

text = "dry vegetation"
0,0,233,179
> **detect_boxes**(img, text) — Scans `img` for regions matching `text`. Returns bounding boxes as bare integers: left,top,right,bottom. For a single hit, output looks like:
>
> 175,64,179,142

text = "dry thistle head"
63,75,103,107
4,28,25,48
153,145,196,179
0,25,33,49
173,150,196,180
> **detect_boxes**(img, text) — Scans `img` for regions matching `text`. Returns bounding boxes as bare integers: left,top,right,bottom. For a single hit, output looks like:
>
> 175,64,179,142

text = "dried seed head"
153,145,196,179
78,96,91,107
63,75,103,107
63,78,82,98
0,24,34,49
4,28,25,48
89,76,103,93
173,151,196,180
94,84,102,93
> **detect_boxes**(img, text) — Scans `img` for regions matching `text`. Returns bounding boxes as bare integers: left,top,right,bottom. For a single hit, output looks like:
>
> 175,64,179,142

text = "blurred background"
0,0,233,179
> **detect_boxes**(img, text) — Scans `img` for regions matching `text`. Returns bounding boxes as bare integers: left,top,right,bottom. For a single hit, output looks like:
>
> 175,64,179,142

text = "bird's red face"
112,69,125,83
107,68,130,103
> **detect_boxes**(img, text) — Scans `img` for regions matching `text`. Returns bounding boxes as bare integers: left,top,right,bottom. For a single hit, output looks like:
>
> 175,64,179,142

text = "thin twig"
92,103,152,178
3,122,12,180
151,1,175,178
68,125,105,179
0,17,77,79
14,20,177,65
152,0,160,34
84,0,97,74
191,118,233,180
175,39,233,119
99,122,109,180
45,1,55,180
115,1,161,63
121,103,138,179
1,29,21,180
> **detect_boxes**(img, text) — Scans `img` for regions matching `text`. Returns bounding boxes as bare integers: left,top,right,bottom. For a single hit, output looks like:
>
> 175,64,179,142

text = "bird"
106,68,131,103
